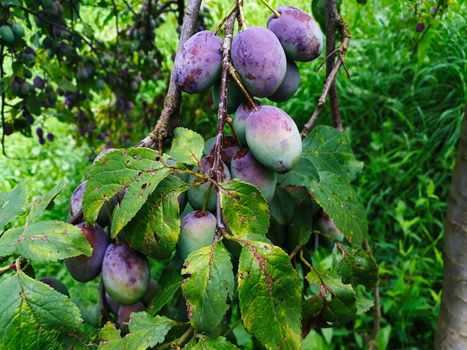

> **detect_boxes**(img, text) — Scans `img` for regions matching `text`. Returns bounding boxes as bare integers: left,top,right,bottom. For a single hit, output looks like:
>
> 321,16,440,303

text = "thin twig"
139,0,203,150
0,44,7,157
364,239,381,350
227,66,258,110
257,0,280,17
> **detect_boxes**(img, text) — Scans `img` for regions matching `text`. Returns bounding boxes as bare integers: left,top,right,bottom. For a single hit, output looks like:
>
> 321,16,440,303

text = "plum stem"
236,0,247,29
257,0,280,18
214,4,237,35
227,65,258,111
138,0,203,150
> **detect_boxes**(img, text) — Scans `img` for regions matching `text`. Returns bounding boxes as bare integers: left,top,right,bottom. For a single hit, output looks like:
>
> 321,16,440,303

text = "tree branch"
138,0,202,151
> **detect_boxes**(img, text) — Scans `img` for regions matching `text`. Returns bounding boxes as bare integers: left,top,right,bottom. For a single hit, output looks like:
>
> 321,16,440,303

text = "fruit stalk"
139,0,203,150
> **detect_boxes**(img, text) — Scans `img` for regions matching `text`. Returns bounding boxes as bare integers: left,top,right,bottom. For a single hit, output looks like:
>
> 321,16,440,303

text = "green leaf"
355,287,374,315
220,180,269,237
26,182,66,224
147,268,183,316
0,221,92,262
83,148,171,237
337,249,378,289
181,242,235,333
125,176,187,259
98,313,175,350
190,336,239,349
0,184,27,230
237,240,301,350
321,275,357,325
0,271,82,349
308,171,367,245
169,127,204,165
302,330,329,350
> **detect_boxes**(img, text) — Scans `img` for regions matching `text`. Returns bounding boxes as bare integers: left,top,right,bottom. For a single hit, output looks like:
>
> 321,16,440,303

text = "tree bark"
435,113,467,349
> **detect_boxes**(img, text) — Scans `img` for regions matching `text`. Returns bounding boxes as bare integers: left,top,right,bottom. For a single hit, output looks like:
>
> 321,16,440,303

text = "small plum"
231,150,277,202
38,277,70,297
233,102,259,145
65,223,109,282
102,242,150,305
174,30,223,93
231,26,287,97
245,105,302,173
117,302,145,333
269,61,301,102
203,135,241,165
416,22,425,33
178,210,216,259
187,156,231,212
267,6,323,62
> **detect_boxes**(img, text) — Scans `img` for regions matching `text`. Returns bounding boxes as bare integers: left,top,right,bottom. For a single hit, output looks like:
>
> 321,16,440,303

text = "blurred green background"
0,0,465,348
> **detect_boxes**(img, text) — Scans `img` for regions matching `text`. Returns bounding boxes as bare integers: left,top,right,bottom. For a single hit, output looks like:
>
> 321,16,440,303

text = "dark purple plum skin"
38,277,70,297
174,30,223,93
269,61,301,102
231,26,286,97
178,210,216,259
187,156,231,212
102,242,150,305
117,302,145,333
233,101,260,146
267,6,323,62
230,150,277,202
65,223,109,282
245,105,302,173
203,135,241,165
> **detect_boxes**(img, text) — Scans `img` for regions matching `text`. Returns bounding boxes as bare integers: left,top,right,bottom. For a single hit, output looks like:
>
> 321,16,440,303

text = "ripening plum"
203,135,241,165
173,30,223,93
117,302,146,333
245,105,302,173
212,78,245,114
187,156,231,212
231,26,287,97
65,223,109,282
178,210,216,259
38,277,70,297
102,242,150,305
318,214,344,242
269,61,301,102
231,150,277,202
267,6,323,62
232,102,260,146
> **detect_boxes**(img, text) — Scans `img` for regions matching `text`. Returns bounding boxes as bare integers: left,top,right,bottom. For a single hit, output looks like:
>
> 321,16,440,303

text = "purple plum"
269,60,301,102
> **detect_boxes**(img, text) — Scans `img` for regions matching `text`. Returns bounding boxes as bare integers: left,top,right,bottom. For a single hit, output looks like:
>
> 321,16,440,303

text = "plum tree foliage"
0,1,378,349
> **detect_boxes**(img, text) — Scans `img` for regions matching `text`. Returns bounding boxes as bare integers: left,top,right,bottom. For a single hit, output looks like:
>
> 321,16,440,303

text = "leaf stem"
257,0,280,17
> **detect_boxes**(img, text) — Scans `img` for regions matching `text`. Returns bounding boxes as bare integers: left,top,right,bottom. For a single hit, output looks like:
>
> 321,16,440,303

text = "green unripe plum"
11,23,25,38
187,156,231,212
102,242,150,305
212,78,245,114
312,0,342,31
38,277,70,297
178,210,216,259
245,105,302,173
0,25,15,45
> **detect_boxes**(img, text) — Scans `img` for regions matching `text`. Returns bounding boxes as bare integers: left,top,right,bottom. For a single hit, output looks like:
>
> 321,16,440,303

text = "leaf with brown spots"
83,148,171,237
220,180,269,237
169,127,205,165
237,240,301,350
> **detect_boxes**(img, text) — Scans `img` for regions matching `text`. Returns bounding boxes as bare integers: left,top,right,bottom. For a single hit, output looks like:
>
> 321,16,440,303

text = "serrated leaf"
147,268,182,316
308,171,367,245
337,249,378,289
355,287,374,315
182,242,234,333
0,184,27,230
125,176,187,259
26,181,66,225
0,221,91,262
169,127,204,165
220,180,269,237
98,313,175,350
321,275,357,325
190,336,239,349
0,271,82,349
237,240,301,350
83,148,171,237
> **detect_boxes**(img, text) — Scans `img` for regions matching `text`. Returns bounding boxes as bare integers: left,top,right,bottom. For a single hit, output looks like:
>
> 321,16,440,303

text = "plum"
231,26,286,97
212,78,245,114
178,210,216,259
117,302,145,333
318,214,344,242
105,292,120,314
173,30,223,93
38,277,70,297
230,150,277,202
233,102,259,146
269,61,301,102
102,242,150,305
267,6,323,62
65,223,109,282
203,135,241,165
245,105,302,173
187,156,231,212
